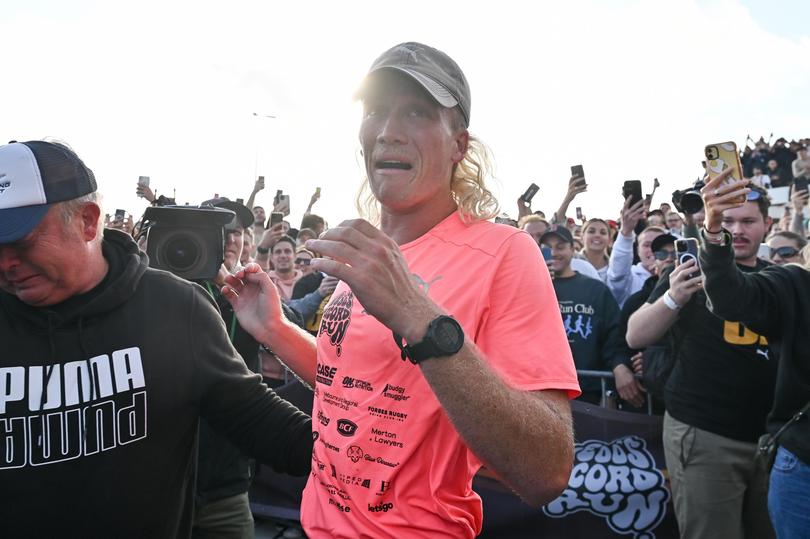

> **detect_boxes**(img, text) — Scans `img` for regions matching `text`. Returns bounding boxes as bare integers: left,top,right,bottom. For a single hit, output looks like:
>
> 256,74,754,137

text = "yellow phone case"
704,141,746,203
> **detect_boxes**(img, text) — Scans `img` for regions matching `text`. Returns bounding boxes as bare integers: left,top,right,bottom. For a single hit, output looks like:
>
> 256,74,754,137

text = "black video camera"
141,205,235,281
672,180,706,215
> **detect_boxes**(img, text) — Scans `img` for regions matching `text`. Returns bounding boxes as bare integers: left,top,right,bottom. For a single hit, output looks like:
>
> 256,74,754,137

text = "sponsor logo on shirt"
317,410,331,426
376,480,393,496
342,376,374,391
316,363,337,386
322,391,359,411
0,347,148,470
319,480,351,501
368,502,394,513
382,383,410,402
328,498,351,513
370,427,403,449
334,470,372,489
320,291,354,357
346,445,399,468
318,436,340,453
543,436,669,538
368,405,408,422
337,418,358,437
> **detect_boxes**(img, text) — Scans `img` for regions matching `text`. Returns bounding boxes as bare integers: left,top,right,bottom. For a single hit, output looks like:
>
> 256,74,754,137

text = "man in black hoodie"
0,140,312,538
699,169,810,539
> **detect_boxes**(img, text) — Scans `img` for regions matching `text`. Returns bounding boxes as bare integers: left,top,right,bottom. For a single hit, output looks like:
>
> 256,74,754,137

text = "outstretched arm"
553,176,586,224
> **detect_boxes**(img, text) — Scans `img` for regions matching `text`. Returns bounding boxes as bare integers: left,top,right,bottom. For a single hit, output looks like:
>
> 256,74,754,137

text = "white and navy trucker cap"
0,141,97,243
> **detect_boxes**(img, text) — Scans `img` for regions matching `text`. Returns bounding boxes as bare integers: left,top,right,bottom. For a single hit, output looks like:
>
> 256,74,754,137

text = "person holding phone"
627,181,776,539
699,168,810,538
224,42,579,538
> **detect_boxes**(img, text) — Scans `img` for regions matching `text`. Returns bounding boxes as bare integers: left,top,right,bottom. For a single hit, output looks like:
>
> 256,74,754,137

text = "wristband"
701,227,726,245
703,225,723,235
663,291,681,311
256,246,269,255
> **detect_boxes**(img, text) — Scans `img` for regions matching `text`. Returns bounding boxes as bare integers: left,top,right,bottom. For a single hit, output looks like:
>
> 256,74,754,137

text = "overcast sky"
3,0,809,228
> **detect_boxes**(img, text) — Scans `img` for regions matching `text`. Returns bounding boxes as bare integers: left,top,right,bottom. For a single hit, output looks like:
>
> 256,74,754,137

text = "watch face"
435,317,463,352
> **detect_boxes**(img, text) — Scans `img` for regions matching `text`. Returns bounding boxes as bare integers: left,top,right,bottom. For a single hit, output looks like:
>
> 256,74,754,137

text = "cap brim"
539,230,572,245
0,204,50,243
355,67,459,109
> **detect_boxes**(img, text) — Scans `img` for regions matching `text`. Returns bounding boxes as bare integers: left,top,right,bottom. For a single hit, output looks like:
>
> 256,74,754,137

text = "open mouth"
375,160,412,171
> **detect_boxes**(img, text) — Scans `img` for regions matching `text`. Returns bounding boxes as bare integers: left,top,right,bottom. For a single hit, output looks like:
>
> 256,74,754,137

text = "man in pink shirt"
225,42,580,538
267,235,302,302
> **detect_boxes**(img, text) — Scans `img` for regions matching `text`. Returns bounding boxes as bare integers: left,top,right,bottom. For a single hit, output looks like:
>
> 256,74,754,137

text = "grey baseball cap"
354,42,471,127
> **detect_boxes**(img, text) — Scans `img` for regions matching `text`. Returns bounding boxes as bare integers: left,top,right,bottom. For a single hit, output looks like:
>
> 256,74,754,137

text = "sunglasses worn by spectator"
770,246,800,259
295,258,312,265
654,249,676,261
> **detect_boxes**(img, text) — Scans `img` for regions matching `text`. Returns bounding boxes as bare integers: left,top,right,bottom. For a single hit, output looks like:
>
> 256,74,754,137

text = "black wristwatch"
394,315,465,365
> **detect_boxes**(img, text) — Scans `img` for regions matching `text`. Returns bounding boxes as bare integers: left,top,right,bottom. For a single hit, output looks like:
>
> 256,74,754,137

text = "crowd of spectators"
100,132,808,538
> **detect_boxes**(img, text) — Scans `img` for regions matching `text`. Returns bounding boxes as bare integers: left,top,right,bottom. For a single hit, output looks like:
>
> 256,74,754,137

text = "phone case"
675,238,700,278
704,142,746,203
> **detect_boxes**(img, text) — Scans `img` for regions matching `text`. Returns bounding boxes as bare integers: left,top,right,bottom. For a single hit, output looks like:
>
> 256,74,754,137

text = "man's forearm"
626,300,679,349
261,318,318,387
553,196,574,225
419,343,573,507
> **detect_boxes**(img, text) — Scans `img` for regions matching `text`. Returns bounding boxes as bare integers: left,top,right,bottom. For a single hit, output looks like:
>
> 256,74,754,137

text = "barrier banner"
249,383,679,538
477,400,678,538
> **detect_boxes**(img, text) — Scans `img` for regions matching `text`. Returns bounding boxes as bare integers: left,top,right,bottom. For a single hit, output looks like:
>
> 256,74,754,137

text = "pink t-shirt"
301,212,579,538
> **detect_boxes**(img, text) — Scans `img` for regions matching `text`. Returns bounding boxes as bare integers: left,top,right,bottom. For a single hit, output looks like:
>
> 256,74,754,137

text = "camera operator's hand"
318,275,339,297
135,183,156,203
613,363,645,408
222,263,284,345
792,187,809,212
667,259,703,306
700,168,750,232
620,196,646,237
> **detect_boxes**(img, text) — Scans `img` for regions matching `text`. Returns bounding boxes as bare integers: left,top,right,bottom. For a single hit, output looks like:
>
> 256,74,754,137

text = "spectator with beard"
698,170,810,538
766,231,806,266
581,218,611,281
267,235,301,302
541,225,628,405
627,185,776,539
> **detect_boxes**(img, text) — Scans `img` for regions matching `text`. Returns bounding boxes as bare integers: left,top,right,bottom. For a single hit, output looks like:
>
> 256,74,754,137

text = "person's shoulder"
430,216,533,257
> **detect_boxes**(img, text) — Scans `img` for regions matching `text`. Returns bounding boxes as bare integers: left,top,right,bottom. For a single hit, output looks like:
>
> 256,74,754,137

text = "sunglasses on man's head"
654,249,676,261
770,246,800,259
295,258,312,265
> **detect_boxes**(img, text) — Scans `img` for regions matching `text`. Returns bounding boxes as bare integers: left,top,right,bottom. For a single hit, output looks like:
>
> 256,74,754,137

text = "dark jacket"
0,229,312,538
701,233,810,464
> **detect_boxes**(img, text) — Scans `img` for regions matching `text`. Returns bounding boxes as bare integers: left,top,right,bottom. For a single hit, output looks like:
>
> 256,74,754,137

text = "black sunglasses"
295,258,312,265
654,249,676,261
770,246,800,259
